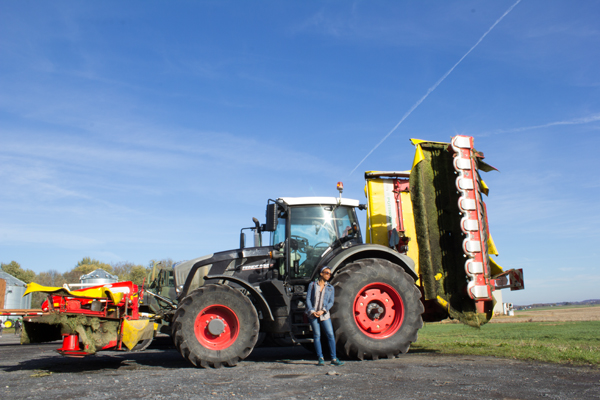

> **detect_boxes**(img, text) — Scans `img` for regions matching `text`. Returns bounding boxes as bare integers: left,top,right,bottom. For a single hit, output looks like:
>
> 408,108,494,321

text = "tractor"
12,135,523,368
152,191,424,367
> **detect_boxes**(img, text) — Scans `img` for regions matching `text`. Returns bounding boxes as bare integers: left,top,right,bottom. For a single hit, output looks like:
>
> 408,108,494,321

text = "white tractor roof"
277,197,360,207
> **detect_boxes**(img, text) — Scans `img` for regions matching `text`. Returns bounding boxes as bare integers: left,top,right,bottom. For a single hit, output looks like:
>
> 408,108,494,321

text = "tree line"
1,257,173,308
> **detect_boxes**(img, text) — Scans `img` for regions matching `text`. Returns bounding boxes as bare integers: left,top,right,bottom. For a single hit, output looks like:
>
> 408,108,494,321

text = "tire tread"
172,284,259,368
331,258,424,360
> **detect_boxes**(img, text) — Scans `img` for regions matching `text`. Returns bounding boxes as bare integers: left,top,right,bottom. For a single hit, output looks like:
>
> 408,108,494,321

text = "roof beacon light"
337,182,344,199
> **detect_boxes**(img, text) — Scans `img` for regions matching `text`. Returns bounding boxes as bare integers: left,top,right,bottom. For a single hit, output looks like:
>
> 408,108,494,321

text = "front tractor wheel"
172,284,259,368
331,258,424,360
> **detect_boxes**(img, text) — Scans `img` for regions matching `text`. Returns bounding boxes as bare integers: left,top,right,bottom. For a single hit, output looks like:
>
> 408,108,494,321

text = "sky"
1,1,599,305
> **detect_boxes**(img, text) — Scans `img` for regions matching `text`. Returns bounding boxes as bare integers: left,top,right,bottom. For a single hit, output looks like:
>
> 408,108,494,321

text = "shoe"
317,357,325,366
331,358,345,366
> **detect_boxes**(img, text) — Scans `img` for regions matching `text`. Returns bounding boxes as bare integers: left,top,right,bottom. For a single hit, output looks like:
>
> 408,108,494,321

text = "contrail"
349,0,522,175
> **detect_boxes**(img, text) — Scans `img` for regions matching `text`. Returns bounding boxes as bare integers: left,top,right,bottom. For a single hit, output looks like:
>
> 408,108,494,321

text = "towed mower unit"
16,281,154,357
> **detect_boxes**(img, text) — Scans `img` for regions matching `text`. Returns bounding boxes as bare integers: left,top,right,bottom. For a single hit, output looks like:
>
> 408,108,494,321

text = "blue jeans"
309,317,336,360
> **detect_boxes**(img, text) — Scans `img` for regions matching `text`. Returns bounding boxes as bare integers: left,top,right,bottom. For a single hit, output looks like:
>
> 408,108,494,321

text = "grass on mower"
411,320,600,366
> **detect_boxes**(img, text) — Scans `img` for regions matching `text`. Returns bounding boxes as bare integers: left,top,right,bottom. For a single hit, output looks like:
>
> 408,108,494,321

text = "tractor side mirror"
264,203,278,232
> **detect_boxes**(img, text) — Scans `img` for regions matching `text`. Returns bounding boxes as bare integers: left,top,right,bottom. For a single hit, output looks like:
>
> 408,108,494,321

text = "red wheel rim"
194,304,240,350
353,282,404,339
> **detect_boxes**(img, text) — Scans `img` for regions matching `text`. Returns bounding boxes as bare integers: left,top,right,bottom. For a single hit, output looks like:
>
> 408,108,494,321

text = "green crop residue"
22,314,119,354
411,321,600,366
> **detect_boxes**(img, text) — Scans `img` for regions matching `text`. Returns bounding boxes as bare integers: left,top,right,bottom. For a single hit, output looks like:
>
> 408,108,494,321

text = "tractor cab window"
270,216,287,246
288,205,358,279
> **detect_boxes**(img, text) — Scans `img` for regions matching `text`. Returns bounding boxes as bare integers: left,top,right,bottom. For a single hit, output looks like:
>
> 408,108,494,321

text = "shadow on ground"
1,336,321,373
1,334,434,374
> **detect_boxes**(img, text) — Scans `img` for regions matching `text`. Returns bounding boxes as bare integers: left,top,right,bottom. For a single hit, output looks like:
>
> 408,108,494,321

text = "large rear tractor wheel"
172,284,259,368
331,258,424,360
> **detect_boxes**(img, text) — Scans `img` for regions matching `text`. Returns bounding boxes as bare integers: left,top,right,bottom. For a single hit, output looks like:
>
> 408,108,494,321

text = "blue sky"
1,1,599,305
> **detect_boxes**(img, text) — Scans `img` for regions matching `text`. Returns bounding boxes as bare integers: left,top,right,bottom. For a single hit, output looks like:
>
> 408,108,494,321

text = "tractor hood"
172,254,214,291
172,247,274,298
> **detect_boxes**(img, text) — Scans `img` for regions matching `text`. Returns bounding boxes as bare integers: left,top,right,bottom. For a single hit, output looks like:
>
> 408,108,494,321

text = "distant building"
0,270,32,321
79,269,118,287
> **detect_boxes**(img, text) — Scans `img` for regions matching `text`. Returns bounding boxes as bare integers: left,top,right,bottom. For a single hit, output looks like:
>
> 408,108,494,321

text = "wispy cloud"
0,224,103,248
0,70,348,255
524,22,600,40
488,167,600,238
0,79,340,176
291,3,442,46
480,113,600,136
292,9,356,38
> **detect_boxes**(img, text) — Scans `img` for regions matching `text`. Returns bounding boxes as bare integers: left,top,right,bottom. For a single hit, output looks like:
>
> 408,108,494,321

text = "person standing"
0,320,4,338
14,319,22,336
306,266,344,366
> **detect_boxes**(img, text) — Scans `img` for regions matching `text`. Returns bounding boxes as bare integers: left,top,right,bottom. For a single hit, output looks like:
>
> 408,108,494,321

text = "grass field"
412,306,600,366
493,304,600,323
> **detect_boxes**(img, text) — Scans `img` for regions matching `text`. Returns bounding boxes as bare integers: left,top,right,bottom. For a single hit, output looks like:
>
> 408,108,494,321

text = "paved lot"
1,334,599,400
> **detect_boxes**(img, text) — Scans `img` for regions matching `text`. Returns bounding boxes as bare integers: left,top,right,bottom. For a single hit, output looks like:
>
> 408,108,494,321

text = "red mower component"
40,281,140,320
21,280,147,357
56,334,88,358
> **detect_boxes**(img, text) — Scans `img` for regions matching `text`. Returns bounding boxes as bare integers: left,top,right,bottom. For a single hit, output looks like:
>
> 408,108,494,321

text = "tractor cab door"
272,205,360,283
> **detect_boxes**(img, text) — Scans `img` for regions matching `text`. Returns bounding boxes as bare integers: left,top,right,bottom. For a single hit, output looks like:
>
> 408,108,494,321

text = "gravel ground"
1,334,599,400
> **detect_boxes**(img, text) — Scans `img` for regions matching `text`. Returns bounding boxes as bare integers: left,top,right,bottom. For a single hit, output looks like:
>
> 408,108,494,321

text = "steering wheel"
290,235,309,253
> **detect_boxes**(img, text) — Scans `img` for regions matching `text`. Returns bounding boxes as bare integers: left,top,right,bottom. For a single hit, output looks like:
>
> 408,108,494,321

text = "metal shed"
0,270,32,322
79,269,118,287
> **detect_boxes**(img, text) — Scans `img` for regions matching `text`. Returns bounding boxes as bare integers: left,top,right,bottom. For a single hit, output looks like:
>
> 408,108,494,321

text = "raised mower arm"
451,136,525,312
365,135,524,327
